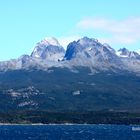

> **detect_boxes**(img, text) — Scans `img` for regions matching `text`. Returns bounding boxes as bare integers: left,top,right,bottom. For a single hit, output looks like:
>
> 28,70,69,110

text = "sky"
0,0,140,61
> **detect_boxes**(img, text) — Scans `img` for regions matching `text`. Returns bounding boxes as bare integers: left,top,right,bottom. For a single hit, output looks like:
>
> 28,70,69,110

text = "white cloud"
58,36,80,49
77,17,140,45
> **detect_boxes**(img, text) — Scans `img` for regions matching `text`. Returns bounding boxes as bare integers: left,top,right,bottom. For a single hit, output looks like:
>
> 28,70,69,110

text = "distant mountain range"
0,37,140,124
0,37,140,73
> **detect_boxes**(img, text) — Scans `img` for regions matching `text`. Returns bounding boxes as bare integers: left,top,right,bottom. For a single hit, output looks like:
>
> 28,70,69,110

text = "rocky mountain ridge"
0,37,140,73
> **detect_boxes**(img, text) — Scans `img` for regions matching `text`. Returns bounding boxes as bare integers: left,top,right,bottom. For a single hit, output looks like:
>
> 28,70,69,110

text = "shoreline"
0,123,140,126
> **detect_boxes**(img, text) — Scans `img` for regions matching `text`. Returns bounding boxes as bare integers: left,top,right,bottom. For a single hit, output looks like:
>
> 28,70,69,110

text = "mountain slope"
0,67,140,113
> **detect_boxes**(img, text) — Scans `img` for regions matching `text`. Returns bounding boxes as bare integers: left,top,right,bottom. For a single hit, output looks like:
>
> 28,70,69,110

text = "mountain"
116,48,140,59
31,37,65,61
0,36,140,73
115,48,140,73
65,37,116,60
0,36,140,124
64,37,124,71
0,37,66,71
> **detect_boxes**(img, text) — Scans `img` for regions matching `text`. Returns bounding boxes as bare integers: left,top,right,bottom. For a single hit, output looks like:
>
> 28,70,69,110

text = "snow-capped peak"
31,37,65,61
116,48,129,58
116,48,140,59
78,37,98,46
37,37,61,47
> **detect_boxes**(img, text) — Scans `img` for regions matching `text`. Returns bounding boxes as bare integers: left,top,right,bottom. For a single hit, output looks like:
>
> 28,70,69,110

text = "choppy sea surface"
0,124,140,140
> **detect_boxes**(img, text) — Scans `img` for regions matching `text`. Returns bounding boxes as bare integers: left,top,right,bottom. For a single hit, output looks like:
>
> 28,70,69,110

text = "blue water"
0,124,139,140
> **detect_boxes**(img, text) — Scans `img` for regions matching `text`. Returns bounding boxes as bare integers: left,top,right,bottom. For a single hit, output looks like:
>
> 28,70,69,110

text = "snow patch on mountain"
37,37,61,46
137,50,140,55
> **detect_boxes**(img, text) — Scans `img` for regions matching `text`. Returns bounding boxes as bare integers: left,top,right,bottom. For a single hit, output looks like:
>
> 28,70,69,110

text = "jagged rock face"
117,48,130,57
116,48,140,59
64,37,123,70
65,37,116,60
64,37,101,60
129,51,140,59
115,48,140,73
31,37,65,61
